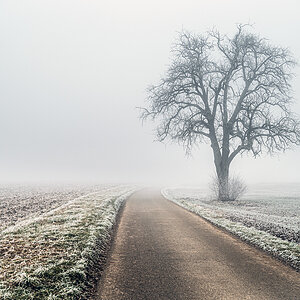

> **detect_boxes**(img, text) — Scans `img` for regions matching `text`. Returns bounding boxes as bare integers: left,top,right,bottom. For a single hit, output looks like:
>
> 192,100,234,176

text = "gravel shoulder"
95,189,300,300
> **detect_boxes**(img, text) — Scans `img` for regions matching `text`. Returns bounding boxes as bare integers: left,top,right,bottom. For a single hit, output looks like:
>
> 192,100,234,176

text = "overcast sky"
0,0,299,185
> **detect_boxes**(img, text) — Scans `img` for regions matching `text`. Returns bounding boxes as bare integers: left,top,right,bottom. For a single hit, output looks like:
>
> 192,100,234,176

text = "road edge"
161,189,300,273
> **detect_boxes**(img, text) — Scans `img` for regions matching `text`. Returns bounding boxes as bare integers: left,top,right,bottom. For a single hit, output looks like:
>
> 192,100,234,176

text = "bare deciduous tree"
141,25,300,201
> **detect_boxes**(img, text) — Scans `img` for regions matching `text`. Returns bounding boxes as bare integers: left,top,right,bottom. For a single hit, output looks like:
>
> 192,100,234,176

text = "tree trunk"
214,156,230,201
217,163,229,201
209,124,231,201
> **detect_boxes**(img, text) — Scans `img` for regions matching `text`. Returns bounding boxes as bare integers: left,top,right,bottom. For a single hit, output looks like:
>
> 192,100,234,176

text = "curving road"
95,189,300,300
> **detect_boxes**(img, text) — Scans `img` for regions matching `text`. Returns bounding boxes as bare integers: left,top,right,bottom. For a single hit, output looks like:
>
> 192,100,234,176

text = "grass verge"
0,186,137,299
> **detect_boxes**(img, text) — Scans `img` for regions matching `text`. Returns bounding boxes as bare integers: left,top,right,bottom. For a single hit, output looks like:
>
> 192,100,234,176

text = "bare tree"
141,25,300,201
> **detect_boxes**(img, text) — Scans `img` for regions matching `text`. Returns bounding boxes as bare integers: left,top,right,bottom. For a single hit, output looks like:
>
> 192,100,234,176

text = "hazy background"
0,0,299,185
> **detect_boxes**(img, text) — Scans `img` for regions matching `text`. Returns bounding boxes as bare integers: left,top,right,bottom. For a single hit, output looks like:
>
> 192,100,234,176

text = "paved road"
95,189,300,300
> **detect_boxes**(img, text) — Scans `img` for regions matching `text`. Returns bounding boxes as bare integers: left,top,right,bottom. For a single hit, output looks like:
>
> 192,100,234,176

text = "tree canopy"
142,25,300,200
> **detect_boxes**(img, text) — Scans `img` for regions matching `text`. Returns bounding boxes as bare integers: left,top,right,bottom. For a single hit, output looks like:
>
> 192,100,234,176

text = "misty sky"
0,0,300,185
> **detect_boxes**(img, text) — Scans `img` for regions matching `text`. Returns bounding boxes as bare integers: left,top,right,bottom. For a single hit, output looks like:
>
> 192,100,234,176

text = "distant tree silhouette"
142,25,300,201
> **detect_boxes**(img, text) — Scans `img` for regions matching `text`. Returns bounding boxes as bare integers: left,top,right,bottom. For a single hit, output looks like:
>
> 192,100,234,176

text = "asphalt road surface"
95,189,300,300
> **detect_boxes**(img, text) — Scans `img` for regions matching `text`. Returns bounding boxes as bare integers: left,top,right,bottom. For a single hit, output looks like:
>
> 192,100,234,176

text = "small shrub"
210,175,247,201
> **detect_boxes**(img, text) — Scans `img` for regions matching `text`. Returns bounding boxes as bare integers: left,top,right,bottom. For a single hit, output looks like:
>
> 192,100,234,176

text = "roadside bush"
210,175,247,201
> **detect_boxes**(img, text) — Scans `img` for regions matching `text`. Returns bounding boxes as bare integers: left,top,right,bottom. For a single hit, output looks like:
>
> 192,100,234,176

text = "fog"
0,0,299,185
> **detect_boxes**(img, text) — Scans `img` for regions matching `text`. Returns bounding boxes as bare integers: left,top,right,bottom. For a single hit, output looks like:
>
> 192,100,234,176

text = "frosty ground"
1,183,299,299
0,184,137,299
0,184,106,231
163,183,300,271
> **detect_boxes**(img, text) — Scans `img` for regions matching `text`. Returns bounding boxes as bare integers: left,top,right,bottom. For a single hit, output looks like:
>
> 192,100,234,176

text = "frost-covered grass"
162,184,300,271
0,184,108,231
0,185,137,299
